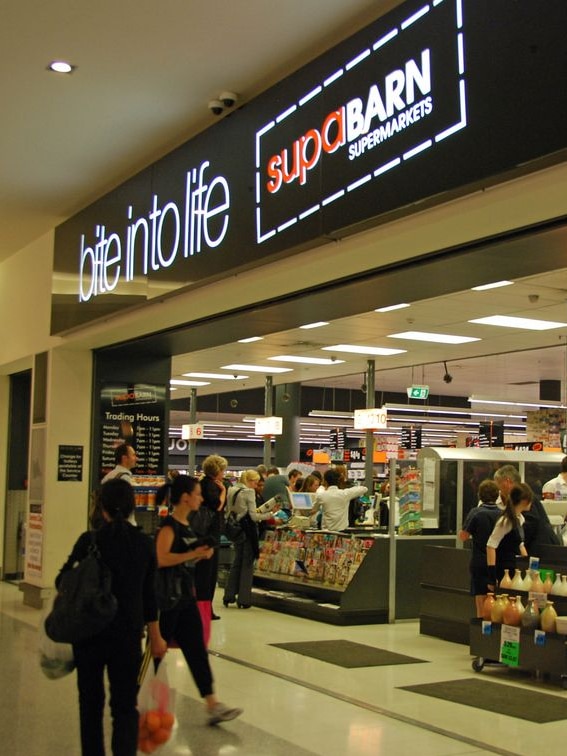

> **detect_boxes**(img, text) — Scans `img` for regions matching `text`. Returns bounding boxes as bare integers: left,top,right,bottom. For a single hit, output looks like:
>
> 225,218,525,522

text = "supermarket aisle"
1,580,566,756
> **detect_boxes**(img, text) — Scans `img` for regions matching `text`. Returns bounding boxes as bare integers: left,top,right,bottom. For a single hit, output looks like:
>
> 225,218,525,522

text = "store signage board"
354,407,388,430
99,384,166,477
407,385,429,399
181,423,205,440
52,1,567,334
255,416,283,436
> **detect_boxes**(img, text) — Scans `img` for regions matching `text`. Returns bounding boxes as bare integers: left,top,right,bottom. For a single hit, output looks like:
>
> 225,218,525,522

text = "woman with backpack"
56,478,167,756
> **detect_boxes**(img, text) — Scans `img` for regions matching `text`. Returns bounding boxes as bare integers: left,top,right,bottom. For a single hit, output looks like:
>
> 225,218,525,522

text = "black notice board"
57,445,84,482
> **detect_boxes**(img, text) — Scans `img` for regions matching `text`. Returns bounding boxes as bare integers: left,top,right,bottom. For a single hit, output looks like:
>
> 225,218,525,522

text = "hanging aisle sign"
354,407,388,430
181,423,205,440
52,1,567,334
254,416,283,436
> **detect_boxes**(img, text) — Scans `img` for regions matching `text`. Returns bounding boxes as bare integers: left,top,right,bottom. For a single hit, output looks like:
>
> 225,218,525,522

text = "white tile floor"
2,580,567,755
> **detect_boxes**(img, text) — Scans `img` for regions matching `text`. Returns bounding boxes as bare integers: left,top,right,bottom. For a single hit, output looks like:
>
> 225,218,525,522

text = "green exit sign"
407,385,429,399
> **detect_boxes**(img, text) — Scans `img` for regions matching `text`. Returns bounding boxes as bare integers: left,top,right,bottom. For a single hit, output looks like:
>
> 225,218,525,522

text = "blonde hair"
202,455,228,477
239,469,260,486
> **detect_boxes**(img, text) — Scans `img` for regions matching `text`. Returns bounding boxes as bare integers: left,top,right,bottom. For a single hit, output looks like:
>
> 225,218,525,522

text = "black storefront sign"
57,445,84,482
52,1,567,334
99,384,166,477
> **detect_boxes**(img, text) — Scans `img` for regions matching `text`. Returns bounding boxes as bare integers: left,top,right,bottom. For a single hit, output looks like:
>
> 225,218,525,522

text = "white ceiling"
4,0,567,438
0,0,401,262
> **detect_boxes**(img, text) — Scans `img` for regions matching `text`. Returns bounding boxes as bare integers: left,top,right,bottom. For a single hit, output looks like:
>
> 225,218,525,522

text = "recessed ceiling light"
299,321,329,329
388,331,480,344
47,60,76,74
374,303,410,312
321,344,406,356
468,315,567,330
170,379,210,386
183,372,248,380
238,336,263,343
471,281,513,291
268,355,345,365
221,363,293,373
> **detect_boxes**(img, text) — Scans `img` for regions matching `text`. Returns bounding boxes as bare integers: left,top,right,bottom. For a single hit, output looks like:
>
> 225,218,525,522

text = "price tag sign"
534,630,546,647
499,624,520,667
481,621,492,636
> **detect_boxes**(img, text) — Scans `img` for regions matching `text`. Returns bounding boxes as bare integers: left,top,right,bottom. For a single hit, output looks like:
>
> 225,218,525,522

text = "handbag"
156,565,186,611
39,594,75,679
224,488,247,544
45,531,118,644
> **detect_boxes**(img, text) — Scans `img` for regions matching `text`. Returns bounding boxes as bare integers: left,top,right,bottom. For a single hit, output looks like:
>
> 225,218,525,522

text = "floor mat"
400,677,567,723
270,639,428,668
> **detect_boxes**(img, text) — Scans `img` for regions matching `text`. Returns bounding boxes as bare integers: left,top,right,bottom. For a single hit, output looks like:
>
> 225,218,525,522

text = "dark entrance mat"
270,639,428,668
400,678,567,723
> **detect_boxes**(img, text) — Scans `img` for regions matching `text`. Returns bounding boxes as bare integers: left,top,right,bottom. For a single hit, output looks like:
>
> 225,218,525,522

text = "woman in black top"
191,454,228,628
56,479,167,756
155,475,242,726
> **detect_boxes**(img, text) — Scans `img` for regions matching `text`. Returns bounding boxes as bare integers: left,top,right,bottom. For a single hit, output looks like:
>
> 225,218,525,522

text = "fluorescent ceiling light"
308,410,354,418
183,372,248,380
468,396,567,409
221,363,292,373
322,344,406,356
388,331,480,344
471,281,513,291
237,336,263,343
375,303,410,312
299,321,329,329
468,315,567,330
170,379,210,386
268,355,345,365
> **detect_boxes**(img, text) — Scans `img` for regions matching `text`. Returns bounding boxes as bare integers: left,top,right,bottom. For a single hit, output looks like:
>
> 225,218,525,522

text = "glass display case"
416,448,564,536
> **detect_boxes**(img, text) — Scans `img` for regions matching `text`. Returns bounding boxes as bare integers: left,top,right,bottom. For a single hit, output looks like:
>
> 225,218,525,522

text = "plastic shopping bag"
38,594,75,680
137,651,176,753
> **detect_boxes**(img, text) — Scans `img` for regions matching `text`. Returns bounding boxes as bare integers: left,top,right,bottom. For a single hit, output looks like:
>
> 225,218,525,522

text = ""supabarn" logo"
266,49,432,194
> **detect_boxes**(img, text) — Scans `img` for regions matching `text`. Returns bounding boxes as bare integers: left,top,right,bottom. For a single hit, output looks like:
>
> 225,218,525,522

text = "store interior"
165,257,567,452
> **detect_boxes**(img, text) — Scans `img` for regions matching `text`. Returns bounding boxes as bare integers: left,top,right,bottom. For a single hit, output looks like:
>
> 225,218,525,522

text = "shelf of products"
398,467,422,535
252,528,388,625
469,617,567,687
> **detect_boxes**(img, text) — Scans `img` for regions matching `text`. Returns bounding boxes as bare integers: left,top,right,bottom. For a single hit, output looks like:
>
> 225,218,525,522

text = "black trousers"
74,631,141,756
159,599,214,697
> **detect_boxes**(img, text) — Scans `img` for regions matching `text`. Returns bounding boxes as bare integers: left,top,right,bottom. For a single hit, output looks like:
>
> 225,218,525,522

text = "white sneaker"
207,702,243,726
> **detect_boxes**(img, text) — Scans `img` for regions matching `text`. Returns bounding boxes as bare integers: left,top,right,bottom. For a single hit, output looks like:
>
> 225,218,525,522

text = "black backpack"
45,532,118,644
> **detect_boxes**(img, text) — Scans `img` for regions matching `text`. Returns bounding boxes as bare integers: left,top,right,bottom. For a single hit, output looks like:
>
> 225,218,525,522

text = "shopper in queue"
223,469,281,608
155,474,243,725
309,468,368,532
486,483,532,590
57,478,167,756
493,464,560,551
459,479,501,617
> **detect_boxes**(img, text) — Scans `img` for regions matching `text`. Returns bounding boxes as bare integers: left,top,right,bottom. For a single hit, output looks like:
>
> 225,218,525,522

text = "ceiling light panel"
374,303,410,312
469,315,567,330
237,336,263,343
321,344,406,355
170,379,210,386
388,331,480,344
221,363,293,373
471,281,513,291
299,321,329,329
268,355,345,365
184,372,248,380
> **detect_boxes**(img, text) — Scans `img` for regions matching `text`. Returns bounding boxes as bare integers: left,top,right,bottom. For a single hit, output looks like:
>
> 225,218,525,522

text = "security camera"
219,91,238,108
282,392,291,402
443,372,453,384
208,99,224,116
361,383,367,393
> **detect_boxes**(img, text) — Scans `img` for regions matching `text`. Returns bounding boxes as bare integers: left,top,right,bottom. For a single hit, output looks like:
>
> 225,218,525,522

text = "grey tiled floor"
3,581,567,755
